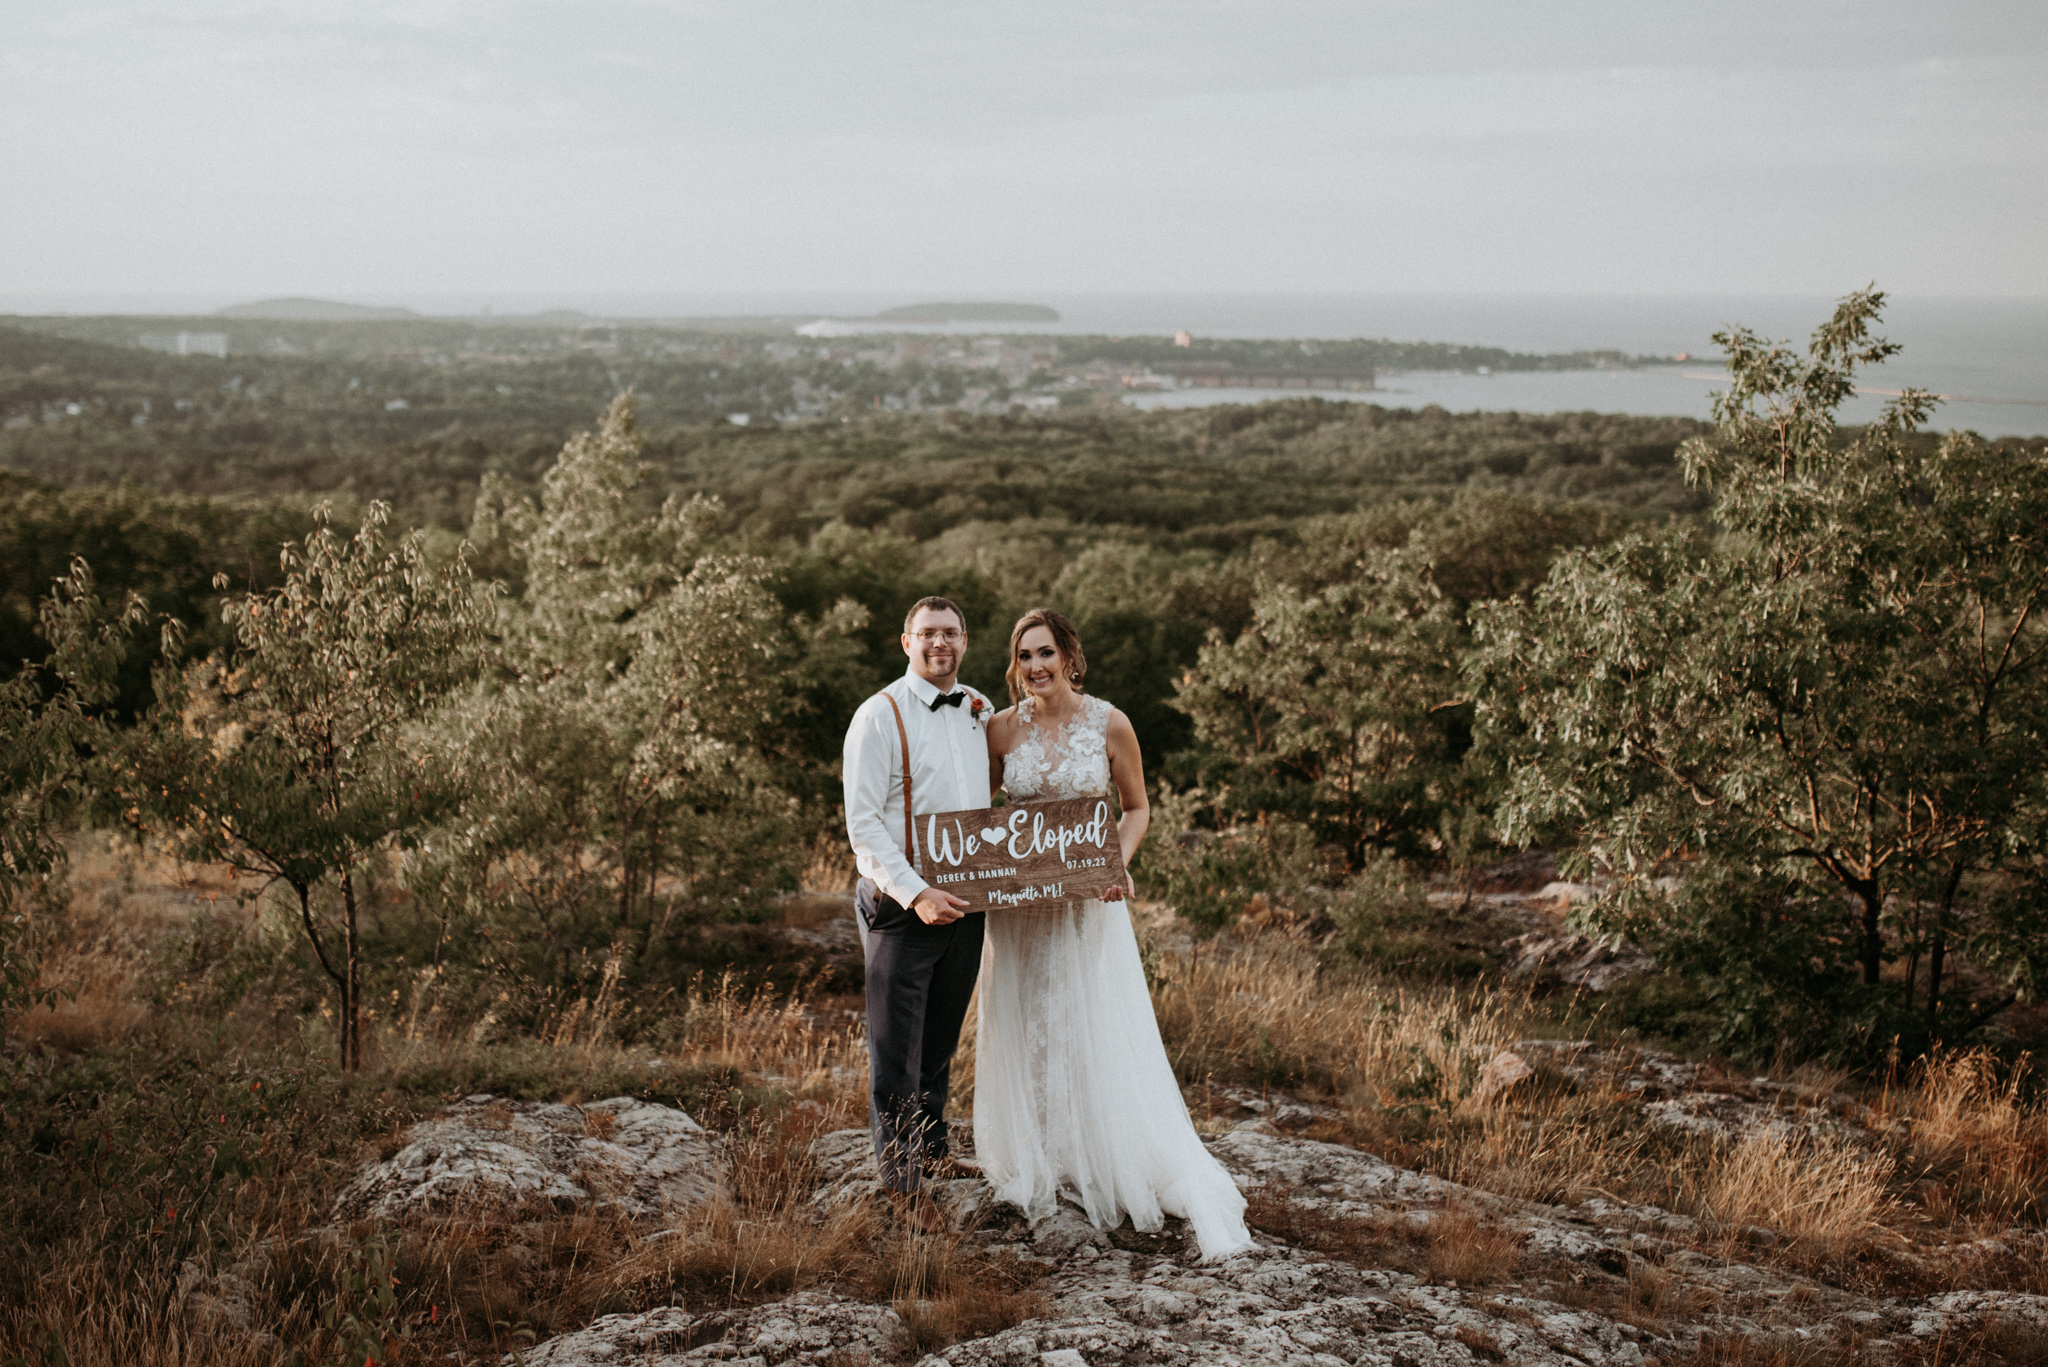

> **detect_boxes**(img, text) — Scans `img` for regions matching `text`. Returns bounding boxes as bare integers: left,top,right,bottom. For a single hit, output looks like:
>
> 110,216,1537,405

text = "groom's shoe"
888,1189,948,1235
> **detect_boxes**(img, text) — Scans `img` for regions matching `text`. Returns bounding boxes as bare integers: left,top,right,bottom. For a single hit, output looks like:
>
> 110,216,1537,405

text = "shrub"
1476,290,2048,1060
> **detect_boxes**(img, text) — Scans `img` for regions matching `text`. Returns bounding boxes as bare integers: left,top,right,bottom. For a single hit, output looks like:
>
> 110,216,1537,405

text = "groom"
843,595,991,1231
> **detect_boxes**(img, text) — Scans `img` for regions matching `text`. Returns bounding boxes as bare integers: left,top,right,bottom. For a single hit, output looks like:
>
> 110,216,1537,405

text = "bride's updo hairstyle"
1005,607,1087,704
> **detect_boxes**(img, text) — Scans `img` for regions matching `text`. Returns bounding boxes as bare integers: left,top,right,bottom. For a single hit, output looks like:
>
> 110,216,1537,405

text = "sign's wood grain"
917,797,1126,910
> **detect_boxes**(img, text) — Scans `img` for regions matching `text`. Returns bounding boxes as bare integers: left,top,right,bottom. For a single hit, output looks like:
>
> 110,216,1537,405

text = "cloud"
4,1,2044,294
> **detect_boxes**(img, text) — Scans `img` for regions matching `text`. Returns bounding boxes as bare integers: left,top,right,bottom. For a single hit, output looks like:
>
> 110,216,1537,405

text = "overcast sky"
5,1,2045,302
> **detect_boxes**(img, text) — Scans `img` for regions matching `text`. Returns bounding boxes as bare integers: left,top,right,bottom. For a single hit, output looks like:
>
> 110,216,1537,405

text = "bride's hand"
1100,878,1128,902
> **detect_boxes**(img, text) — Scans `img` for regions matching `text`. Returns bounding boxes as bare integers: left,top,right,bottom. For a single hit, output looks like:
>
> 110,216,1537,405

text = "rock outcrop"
500,1120,2048,1365
1501,929,1656,992
335,1094,724,1221
518,1294,907,1366
296,1052,2030,1366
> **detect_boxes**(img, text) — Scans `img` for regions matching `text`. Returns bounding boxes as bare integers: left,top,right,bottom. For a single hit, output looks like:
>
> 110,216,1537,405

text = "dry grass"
1240,1189,1520,1289
1241,1185,1431,1274
8,925,151,1054
597,1124,871,1307
10,835,257,1055
1619,1256,1702,1327
1436,1093,1669,1208
1143,924,2048,1276
779,892,854,929
1654,1323,2048,1367
1694,1128,1897,1258
1454,1323,1509,1362
1423,1203,1524,1287
597,1106,1046,1355
3,1059,1037,1367
873,1232,1049,1358
1884,1050,2048,1231
660,973,868,1100
1655,1335,1844,1366
1148,930,1535,1107
800,834,858,894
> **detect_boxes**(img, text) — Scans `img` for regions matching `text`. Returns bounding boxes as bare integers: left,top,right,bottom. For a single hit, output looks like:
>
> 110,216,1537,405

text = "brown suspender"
879,691,918,873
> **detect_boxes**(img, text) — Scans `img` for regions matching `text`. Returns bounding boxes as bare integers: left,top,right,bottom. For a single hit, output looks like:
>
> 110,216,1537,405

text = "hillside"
216,297,423,321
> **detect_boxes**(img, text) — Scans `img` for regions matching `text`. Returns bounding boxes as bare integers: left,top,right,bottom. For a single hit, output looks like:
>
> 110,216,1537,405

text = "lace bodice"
1002,694,1113,801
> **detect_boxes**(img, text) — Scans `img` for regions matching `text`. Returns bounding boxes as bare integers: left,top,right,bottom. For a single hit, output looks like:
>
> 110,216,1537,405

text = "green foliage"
12,302,2047,1060
406,396,860,1000
1175,546,1467,861
121,503,490,1068
0,562,141,1027
1060,331,1662,376
1324,855,1448,975
767,519,1002,772
1051,542,1257,766
301,1240,409,1367
1,317,1716,531
657,402,1708,547
1132,788,1334,936
1474,290,2048,1059
0,473,317,717
1170,492,1626,868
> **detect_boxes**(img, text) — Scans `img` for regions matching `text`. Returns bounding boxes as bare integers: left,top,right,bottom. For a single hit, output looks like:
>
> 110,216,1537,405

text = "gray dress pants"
856,878,985,1192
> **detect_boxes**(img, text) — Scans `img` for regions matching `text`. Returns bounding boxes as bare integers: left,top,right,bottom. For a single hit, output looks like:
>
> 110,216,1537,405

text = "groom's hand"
911,887,969,925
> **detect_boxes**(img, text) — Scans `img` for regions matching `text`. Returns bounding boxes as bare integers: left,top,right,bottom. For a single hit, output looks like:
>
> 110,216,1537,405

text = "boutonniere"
969,696,988,725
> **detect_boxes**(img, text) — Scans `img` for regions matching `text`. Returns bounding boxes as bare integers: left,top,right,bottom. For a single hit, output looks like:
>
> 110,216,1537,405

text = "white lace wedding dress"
973,694,1255,1261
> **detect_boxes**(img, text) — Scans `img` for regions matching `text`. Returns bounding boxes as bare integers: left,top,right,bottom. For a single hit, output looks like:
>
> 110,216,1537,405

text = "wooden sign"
917,797,1127,910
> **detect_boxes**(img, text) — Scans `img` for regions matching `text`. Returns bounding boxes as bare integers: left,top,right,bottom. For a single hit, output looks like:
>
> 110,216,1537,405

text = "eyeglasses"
912,628,964,643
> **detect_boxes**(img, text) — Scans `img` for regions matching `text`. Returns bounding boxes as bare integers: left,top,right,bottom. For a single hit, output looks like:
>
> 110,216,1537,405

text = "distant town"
5,297,1681,430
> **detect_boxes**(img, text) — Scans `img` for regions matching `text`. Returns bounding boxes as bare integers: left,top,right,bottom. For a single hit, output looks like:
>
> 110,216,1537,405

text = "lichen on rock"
335,1094,724,1222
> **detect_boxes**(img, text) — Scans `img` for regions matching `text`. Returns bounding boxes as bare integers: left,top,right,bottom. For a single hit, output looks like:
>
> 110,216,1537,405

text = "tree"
0,561,141,1027
126,503,488,1069
1168,492,1621,865
1173,545,1469,863
415,396,857,989
1473,290,2048,1055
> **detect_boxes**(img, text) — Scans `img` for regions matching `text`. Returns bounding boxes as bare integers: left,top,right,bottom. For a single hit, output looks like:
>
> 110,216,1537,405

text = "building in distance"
139,332,229,358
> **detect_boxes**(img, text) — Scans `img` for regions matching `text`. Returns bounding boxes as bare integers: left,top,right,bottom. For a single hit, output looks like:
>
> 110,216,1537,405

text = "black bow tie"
930,690,966,711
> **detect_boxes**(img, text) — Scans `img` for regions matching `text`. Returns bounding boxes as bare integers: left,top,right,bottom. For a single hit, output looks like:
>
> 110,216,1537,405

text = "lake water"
1086,294,2048,437
1123,365,2048,439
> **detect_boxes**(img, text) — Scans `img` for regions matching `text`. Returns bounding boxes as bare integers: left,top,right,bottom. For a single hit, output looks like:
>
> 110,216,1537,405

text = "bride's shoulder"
1089,696,1138,742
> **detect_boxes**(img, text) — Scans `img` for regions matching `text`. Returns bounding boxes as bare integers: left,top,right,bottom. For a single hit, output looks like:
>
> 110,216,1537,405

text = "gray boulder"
512,1294,907,1365
335,1094,723,1221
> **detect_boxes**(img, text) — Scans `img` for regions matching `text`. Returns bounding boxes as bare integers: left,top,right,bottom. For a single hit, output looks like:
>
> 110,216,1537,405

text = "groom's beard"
913,648,959,688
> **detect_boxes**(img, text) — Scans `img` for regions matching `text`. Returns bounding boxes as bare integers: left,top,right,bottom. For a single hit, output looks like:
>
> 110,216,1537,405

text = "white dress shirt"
844,667,994,908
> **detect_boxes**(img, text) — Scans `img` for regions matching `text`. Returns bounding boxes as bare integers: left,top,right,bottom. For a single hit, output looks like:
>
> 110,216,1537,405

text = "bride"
974,607,1255,1261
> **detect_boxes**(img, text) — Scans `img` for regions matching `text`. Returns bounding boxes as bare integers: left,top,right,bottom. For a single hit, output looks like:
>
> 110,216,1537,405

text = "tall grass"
1884,1050,2048,1230
1148,930,1533,1104
1695,1129,1898,1257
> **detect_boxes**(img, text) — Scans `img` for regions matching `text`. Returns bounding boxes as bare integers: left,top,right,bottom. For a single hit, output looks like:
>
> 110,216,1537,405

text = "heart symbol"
979,826,1007,845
